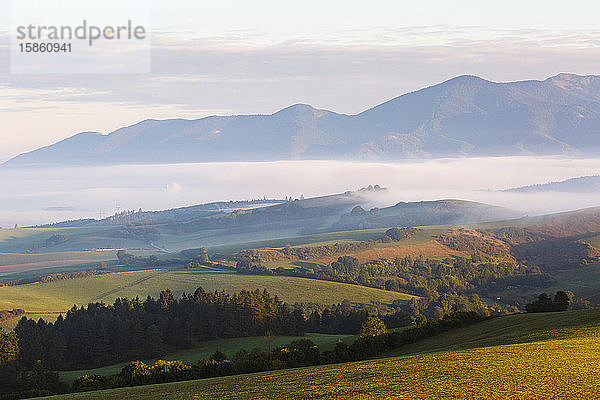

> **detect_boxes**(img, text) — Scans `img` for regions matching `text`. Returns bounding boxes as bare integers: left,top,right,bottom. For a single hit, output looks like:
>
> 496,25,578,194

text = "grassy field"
0,252,119,283
0,226,126,253
207,228,391,254
39,309,600,399
0,224,387,256
0,251,117,267
0,270,414,327
534,264,600,303
0,223,451,262
388,308,600,356
58,332,354,383
0,227,56,243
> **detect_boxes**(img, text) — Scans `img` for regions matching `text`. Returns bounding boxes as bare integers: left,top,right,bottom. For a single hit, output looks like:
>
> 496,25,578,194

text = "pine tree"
145,324,163,358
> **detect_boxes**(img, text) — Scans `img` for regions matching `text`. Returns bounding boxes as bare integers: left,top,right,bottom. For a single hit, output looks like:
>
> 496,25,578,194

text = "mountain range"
6,73,600,166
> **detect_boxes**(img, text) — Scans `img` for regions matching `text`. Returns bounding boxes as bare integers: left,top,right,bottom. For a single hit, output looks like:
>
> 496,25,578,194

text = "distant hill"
505,175,600,193
34,187,520,237
6,187,525,254
6,73,600,166
333,199,522,230
490,206,600,269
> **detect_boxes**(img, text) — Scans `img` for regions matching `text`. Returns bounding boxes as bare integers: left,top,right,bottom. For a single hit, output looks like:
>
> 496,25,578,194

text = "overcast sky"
1,0,600,161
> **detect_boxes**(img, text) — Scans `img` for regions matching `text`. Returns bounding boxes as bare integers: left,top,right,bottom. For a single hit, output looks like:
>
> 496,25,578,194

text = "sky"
1,0,600,161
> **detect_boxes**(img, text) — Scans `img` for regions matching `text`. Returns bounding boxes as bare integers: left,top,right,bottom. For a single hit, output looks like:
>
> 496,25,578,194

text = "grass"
224,226,454,269
58,332,354,383
0,223,448,260
213,226,450,252
39,309,600,399
387,308,600,356
0,251,117,267
0,224,385,256
0,227,56,243
207,228,391,254
0,227,115,253
0,270,415,326
536,264,600,303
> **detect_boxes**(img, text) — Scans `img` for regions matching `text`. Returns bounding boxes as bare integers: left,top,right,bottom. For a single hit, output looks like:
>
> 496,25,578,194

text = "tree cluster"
45,234,69,247
525,291,573,313
14,288,304,370
115,223,160,243
384,227,419,241
238,254,543,317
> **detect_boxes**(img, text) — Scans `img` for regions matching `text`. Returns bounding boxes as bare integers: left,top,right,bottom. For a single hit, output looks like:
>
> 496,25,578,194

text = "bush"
385,227,418,241
119,361,151,386
71,375,110,392
149,360,191,383
358,316,387,338
273,339,321,367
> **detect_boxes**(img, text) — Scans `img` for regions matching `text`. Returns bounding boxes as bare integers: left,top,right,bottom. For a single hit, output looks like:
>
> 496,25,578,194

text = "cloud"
3,31,600,110
165,182,183,195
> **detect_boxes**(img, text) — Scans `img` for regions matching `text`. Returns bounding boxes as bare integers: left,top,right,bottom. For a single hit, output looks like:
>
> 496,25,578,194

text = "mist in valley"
1,156,599,228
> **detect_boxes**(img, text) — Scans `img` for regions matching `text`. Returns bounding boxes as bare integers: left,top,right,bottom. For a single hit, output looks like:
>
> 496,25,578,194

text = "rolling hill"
35,309,600,399
333,199,521,230
0,188,521,256
505,175,600,193
6,73,600,166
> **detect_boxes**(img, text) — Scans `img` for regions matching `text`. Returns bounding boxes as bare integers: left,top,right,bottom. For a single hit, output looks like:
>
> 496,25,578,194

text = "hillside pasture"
38,310,600,400
315,240,464,265
223,226,456,268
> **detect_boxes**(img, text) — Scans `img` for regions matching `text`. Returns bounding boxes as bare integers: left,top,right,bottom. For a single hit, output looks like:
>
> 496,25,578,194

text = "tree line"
0,287,415,399
10,286,405,373
14,288,304,371
70,311,486,394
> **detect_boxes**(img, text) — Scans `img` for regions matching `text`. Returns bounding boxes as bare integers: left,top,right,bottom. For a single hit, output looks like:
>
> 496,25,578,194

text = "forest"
8,285,407,374
237,253,553,317
0,307,487,398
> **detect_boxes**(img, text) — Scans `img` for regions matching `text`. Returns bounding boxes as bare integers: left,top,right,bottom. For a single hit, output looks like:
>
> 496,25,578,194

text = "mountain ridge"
504,175,600,193
6,73,600,166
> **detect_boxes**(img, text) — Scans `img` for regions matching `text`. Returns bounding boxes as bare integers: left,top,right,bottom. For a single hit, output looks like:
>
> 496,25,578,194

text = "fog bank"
1,157,599,227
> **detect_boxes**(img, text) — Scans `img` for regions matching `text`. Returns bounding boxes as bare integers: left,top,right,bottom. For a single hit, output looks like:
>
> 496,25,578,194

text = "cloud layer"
1,157,599,227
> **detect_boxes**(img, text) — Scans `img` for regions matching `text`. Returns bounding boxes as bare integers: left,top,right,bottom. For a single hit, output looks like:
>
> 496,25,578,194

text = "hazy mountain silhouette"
6,73,600,166
505,175,600,193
